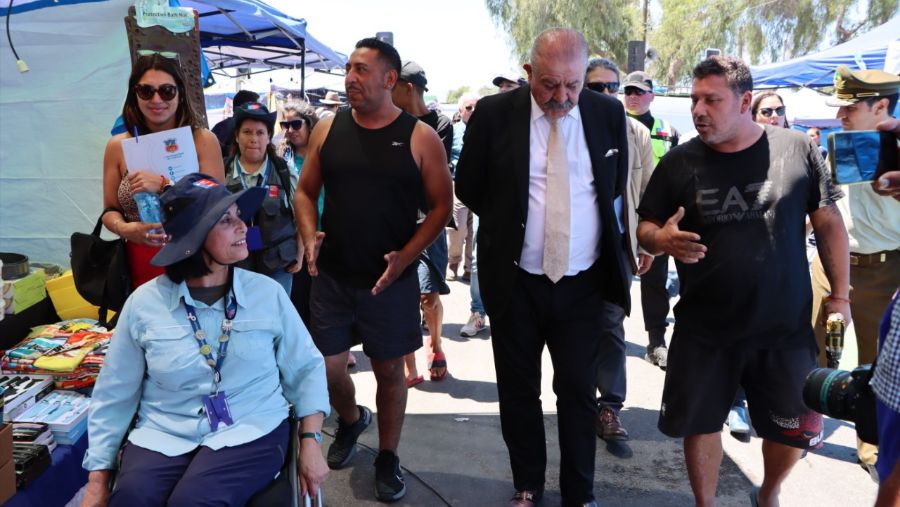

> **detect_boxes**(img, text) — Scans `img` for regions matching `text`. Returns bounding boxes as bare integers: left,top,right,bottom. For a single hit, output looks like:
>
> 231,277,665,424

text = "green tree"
649,0,898,87
446,85,471,105
477,85,497,97
485,0,641,68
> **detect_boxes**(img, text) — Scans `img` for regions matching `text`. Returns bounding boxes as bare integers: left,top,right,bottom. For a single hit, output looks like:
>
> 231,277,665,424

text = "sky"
261,0,522,100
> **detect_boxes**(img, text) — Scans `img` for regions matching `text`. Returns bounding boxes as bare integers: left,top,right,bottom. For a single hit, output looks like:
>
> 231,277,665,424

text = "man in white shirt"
456,28,630,507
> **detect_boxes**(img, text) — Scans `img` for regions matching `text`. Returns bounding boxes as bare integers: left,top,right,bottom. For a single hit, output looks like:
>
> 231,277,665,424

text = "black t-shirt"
418,110,453,162
637,126,843,348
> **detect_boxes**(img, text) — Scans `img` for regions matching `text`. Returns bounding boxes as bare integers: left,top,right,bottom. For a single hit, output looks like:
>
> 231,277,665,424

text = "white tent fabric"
1,0,133,265
0,0,344,266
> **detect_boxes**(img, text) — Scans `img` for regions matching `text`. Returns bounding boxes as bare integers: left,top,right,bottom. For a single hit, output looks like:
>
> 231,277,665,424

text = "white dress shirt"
519,95,601,276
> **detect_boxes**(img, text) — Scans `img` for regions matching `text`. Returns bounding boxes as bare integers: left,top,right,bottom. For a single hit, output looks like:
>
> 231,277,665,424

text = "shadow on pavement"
321,410,755,506
412,377,499,404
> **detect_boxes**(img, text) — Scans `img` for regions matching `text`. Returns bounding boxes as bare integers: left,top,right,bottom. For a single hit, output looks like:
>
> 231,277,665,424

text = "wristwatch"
300,432,323,443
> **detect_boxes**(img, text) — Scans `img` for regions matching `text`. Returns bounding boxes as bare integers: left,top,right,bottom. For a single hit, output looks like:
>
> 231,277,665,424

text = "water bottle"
134,192,163,235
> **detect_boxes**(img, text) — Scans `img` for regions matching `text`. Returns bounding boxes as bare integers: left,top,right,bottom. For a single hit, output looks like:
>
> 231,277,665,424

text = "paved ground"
318,268,879,506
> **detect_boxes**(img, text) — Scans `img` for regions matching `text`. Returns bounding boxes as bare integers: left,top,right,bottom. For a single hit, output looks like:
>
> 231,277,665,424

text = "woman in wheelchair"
80,173,330,507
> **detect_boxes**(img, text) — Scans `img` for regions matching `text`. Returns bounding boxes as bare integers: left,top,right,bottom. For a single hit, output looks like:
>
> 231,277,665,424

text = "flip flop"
406,375,424,388
427,352,448,381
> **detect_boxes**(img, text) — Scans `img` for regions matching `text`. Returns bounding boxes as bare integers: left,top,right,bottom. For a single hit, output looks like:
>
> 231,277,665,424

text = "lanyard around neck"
235,155,271,190
183,289,237,394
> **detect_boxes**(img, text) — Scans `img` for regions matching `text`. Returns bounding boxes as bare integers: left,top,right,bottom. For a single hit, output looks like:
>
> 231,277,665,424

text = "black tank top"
318,109,422,288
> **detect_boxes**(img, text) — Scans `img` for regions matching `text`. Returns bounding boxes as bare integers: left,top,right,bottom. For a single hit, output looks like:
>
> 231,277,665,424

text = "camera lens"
803,368,854,419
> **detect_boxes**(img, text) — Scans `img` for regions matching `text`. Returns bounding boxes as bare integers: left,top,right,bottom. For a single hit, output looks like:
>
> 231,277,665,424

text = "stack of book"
12,442,50,488
12,422,56,453
14,391,89,445
0,375,53,422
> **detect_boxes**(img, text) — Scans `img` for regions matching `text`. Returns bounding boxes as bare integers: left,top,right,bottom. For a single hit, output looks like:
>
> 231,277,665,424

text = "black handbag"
70,208,131,328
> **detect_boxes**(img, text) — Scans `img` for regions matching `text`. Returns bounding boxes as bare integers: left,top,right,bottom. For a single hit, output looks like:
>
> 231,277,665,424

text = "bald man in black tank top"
294,38,452,502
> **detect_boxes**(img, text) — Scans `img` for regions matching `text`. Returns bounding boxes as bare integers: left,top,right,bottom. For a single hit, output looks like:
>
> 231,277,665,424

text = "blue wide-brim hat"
150,173,265,267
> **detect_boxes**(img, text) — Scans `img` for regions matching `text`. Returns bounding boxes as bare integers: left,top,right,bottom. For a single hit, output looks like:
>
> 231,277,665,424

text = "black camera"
803,365,878,445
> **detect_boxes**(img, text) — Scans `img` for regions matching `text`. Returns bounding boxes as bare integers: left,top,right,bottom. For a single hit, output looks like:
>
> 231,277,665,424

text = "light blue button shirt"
83,268,329,471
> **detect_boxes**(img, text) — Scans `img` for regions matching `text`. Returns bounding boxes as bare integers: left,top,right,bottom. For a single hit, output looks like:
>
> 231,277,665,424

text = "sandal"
427,352,448,381
406,375,424,388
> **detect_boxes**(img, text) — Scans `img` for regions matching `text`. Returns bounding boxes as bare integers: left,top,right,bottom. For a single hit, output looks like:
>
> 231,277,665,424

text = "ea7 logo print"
391,141,405,147
696,181,774,224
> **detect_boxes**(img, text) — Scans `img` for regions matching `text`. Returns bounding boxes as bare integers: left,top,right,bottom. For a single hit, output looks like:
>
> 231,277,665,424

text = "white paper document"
120,126,198,182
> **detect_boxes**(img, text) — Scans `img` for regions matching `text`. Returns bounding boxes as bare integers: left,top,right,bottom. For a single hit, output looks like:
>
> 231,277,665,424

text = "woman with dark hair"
224,103,302,294
81,173,329,507
101,54,225,289
751,91,790,128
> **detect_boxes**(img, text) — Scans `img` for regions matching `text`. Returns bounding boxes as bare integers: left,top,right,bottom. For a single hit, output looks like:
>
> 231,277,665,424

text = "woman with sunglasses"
751,91,790,128
276,103,334,337
224,103,302,295
101,54,225,290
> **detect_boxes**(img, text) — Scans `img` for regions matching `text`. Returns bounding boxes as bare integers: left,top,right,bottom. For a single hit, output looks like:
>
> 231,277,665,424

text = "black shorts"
310,268,422,361
658,333,824,450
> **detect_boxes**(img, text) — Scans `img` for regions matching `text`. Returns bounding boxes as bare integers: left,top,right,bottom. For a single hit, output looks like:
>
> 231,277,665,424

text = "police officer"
622,71,679,370
814,65,900,477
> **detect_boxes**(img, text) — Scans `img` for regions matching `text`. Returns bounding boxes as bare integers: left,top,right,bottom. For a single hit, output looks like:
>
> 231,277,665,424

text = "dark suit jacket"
455,85,631,317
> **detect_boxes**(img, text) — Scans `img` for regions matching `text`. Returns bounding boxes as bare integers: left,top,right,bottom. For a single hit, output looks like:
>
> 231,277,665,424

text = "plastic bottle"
134,192,163,234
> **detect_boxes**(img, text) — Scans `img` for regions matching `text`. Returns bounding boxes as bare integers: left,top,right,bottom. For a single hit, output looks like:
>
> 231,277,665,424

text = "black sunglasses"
586,82,620,94
623,87,648,96
758,106,786,117
464,105,475,111
134,83,178,101
280,119,308,131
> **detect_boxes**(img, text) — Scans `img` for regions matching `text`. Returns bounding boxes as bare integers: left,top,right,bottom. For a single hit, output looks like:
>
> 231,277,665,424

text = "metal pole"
642,0,648,43
300,38,306,99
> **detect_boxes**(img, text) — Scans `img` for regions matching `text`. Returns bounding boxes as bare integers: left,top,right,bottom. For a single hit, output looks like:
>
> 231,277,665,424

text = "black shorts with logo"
658,332,824,450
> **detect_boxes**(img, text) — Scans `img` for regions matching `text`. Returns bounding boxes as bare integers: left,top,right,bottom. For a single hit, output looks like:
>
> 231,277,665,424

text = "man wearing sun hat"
811,65,900,477
317,90,344,119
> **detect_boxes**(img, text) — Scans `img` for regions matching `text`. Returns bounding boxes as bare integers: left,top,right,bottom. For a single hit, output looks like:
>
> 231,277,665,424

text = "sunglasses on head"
586,82,620,94
623,87,648,96
134,83,178,101
280,119,308,131
758,106,786,117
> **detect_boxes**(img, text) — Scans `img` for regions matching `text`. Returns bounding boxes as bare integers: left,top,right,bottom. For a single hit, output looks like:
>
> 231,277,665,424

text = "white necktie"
542,118,570,283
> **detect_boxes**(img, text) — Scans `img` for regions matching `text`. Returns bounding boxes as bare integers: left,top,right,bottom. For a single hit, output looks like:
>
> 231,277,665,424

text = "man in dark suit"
455,28,630,507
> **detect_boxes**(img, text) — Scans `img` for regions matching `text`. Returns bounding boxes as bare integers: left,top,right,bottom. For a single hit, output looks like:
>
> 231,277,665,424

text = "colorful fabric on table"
1,319,112,389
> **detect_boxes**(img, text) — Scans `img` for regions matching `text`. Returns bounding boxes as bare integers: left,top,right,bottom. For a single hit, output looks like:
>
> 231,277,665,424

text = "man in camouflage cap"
813,65,900,478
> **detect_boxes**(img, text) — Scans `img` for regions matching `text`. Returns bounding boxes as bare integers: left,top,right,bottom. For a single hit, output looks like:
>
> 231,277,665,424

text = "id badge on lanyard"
184,295,237,431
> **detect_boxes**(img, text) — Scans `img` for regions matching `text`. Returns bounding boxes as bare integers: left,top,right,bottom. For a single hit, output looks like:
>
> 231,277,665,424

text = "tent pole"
301,37,306,99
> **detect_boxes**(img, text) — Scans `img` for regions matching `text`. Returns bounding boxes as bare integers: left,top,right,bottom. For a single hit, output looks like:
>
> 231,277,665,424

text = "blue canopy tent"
182,0,347,95
751,16,900,89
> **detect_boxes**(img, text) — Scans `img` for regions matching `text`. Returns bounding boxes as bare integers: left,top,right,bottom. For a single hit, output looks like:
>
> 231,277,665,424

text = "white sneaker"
460,312,486,337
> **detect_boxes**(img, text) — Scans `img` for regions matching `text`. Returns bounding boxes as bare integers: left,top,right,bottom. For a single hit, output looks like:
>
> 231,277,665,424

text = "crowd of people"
78,26,900,507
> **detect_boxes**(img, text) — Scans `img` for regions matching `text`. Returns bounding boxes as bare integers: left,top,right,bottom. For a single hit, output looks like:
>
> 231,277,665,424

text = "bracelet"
826,295,851,304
